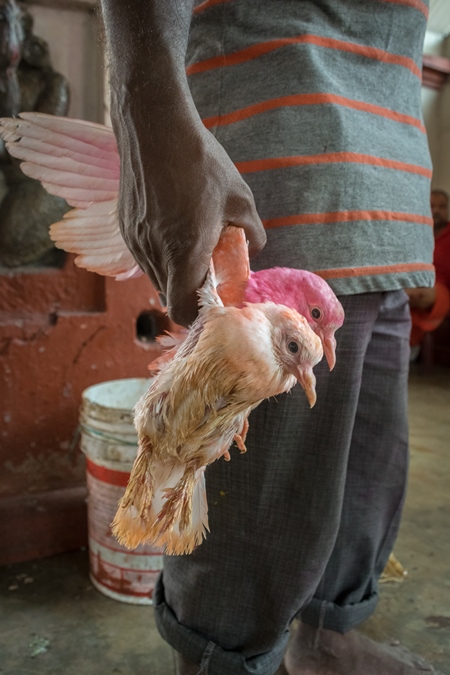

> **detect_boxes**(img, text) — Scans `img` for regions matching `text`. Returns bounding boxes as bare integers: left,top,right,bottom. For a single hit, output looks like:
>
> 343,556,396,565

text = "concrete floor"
1,368,449,675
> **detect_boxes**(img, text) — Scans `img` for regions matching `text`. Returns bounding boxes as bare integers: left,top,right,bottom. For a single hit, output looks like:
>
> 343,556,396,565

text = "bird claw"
240,418,249,443
233,434,247,454
222,449,231,461
233,417,249,453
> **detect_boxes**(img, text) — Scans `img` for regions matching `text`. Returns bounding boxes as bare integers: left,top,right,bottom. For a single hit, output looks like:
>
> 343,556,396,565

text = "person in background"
408,189,450,352
99,2,436,674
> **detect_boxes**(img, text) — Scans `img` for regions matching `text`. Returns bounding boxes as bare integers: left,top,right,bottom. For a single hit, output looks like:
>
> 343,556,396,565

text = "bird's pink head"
245,267,345,370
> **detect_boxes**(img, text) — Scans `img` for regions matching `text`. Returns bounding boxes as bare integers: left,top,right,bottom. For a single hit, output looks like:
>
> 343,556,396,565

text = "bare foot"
284,622,436,675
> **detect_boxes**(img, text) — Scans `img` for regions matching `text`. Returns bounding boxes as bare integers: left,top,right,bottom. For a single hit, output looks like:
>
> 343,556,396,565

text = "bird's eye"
288,341,299,353
311,307,322,320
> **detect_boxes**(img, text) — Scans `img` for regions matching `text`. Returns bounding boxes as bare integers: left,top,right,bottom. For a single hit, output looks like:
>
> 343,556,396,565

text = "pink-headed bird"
112,267,323,554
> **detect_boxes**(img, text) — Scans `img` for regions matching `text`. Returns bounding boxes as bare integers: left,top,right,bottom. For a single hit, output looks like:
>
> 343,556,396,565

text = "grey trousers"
155,291,411,675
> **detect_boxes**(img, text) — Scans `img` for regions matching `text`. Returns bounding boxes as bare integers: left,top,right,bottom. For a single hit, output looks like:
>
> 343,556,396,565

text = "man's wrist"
101,0,195,109
110,70,196,120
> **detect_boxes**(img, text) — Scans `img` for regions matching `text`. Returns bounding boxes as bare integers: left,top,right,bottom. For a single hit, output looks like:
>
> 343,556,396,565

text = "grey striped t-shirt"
187,0,434,295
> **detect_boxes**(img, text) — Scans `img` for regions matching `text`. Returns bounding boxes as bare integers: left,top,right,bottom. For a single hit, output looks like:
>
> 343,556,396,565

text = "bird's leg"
222,448,231,461
233,434,247,453
233,417,249,454
218,439,233,461
240,417,250,443
241,417,250,443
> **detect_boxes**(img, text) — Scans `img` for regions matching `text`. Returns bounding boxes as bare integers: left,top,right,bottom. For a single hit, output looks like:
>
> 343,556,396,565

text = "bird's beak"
296,365,317,408
323,334,337,371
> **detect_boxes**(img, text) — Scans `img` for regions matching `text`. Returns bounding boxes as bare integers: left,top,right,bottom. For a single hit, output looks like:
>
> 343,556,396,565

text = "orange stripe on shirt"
379,0,428,19
203,93,425,132
193,0,232,14
236,153,432,178
315,262,434,280
263,210,433,229
187,34,421,78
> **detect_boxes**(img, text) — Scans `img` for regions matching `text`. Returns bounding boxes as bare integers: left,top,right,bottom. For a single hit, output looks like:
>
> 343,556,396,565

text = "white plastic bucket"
80,378,163,605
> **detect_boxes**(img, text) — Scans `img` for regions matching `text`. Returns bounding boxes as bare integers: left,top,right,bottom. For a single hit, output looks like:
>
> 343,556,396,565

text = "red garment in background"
434,223,450,287
410,223,450,345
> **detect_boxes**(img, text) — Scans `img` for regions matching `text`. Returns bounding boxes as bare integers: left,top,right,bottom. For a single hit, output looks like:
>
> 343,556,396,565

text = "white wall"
26,1,105,123
422,31,450,193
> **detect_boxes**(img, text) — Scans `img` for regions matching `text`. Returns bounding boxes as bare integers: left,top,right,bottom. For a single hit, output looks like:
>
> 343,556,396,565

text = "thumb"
226,188,266,257
165,254,211,328
240,213,267,258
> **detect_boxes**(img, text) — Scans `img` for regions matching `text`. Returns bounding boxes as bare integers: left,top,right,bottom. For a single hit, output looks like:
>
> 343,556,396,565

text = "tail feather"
111,437,155,548
150,467,209,555
112,445,210,555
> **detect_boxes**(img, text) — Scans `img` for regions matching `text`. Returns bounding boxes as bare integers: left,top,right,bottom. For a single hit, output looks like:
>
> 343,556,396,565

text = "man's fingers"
121,239,166,296
166,278,203,327
142,262,163,294
225,189,266,257
167,290,200,328
166,258,210,327
243,217,267,258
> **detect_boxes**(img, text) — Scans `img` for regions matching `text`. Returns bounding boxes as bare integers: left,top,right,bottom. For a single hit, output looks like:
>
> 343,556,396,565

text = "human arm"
99,0,266,326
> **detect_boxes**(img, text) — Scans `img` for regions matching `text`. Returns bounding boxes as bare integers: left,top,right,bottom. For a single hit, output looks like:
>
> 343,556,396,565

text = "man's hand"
100,0,266,327
115,113,266,327
405,286,436,310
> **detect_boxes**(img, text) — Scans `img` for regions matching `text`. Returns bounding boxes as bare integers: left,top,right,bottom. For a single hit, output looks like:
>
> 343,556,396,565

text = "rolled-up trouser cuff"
154,574,289,675
300,592,379,634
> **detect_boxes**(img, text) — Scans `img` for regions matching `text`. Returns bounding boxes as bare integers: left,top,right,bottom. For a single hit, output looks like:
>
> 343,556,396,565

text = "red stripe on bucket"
93,575,155,598
86,457,130,487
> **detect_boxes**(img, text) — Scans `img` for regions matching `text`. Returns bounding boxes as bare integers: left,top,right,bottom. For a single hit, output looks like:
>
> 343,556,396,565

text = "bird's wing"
0,113,120,207
148,329,189,376
212,226,250,306
0,112,141,280
50,201,141,279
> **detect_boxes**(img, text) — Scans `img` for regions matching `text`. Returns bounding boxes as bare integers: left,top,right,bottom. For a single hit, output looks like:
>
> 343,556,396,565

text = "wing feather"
0,113,119,207
0,113,140,280
3,134,118,171
50,200,141,279
15,112,118,151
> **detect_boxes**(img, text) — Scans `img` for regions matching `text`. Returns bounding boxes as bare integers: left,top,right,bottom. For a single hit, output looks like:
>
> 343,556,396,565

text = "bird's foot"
284,622,436,675
222,449,231,461
240,417,250,443
233,433,247,453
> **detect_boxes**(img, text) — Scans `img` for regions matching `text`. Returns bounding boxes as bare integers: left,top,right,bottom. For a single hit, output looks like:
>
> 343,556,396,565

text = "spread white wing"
0,112,141,280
